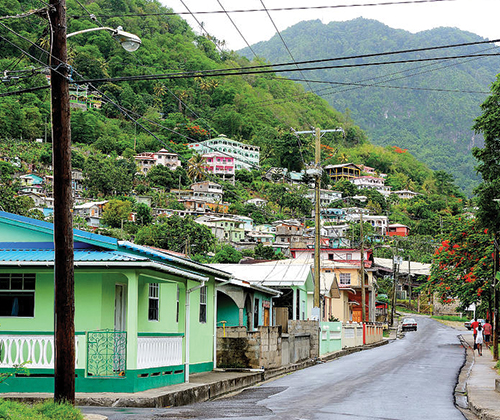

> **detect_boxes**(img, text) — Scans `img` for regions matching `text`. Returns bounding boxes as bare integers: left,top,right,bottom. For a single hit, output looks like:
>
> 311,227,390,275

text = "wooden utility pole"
360,212,366,323
408,257,412,311
313,127,321,312
494,234,499,361
49,0,76,403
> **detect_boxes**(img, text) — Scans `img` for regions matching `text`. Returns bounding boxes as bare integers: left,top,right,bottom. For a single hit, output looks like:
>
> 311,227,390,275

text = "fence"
137,334,183,369
319,322,342,355
0,333,81,369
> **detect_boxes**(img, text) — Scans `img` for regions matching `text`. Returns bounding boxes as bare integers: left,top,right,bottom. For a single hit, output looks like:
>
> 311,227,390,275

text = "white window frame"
148,283,159,321
339,273,351,286
199,285,207,323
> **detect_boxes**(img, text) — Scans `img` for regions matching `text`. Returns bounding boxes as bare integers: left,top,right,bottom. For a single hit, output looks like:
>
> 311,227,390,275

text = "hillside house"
134,149,181,175
323,163,361,183
345,214,389,235
191,181,223,202
305,189,342,206
392,190,419,200
188,134,260,171
73,200,108,227
352,176,392,197
203,152,235,184
195,215,245,243
387,223,410,237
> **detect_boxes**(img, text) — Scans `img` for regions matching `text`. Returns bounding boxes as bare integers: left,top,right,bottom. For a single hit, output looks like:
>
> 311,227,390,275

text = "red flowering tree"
427,216,493,309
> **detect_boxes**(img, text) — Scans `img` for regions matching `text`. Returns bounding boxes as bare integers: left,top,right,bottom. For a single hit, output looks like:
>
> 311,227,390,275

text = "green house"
0,211,232,393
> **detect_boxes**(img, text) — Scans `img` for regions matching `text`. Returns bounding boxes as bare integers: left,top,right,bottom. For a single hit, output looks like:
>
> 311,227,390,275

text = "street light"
49,2,141,402
67,26,142,52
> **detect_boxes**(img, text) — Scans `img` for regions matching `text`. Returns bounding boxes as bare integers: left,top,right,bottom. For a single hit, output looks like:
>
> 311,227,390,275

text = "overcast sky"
164,0,500,51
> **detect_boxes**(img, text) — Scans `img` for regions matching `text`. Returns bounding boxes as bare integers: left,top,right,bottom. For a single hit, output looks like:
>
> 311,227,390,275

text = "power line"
70,0,461,19
216,0,258,58
72,52,500,84
284,77,490,94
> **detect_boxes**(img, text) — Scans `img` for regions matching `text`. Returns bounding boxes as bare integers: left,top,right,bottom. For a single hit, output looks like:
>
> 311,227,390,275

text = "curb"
2,340,389,410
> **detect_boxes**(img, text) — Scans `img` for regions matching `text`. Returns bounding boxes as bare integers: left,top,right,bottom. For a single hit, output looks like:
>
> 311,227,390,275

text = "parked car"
464,319,486,330
402,318,417,331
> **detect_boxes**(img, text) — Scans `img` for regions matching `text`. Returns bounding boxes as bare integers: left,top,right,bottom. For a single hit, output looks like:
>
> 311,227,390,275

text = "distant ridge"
240,18,500,196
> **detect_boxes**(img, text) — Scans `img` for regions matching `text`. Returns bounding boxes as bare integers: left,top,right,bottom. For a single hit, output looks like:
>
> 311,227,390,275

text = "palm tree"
187,153,207,182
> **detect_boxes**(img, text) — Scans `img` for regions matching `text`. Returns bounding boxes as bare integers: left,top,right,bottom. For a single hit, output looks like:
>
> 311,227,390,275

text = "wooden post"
49,0,75,403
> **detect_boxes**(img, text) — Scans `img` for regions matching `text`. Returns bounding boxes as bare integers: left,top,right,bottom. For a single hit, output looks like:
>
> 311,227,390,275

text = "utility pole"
360,211,366,323
49,0,75,404
294,127,344,320
314,127,321,313
494,234,499,361
407,256,412,311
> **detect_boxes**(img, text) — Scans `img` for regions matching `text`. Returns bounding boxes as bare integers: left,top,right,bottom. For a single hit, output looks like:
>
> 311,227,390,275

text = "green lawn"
0,400,84,420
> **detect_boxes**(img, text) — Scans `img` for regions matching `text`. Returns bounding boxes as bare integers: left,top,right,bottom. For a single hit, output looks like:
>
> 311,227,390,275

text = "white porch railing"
137,335,183,369
0,334,80,369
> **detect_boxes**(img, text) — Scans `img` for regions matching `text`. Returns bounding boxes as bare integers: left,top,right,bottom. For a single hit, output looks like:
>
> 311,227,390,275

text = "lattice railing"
137,335,183,369
0,334,79,368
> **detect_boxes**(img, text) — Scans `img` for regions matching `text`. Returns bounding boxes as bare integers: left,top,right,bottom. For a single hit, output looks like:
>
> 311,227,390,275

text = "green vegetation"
0,400,83,420
244,18,499,196
431,315,468,322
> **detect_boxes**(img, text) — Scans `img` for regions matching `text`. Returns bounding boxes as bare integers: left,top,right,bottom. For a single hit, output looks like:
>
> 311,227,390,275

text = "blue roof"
0,249,148,263
0,211,118,249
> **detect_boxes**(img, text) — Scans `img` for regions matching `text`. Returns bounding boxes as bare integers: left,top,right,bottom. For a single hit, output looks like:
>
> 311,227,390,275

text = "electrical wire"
216,0,258,58
70,0,461,19
72,52,500,84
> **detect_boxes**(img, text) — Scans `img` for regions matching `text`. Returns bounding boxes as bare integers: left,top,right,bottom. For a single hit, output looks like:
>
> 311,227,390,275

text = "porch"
0,331,184,393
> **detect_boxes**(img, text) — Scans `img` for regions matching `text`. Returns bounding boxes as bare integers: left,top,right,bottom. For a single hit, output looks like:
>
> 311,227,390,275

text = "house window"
199,285,207,323
148,283,159,321
346,253,352,260
0,273,36,317
339,273,351,286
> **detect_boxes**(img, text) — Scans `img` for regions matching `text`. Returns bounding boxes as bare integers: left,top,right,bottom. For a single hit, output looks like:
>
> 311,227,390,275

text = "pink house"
387,223,410,237
203,152,235,184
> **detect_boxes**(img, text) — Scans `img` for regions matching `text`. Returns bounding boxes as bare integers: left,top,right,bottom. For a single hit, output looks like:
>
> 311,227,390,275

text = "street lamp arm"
66,26,141,52
66,26,116,38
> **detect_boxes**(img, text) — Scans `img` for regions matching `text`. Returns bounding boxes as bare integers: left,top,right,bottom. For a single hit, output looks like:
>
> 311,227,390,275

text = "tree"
83,154,135,196
147,165,174,189
212,245,242,263
472,75,500,234
426,216,493,311
135,215,216,255
101,199,133,228
187,153,207,182
135,203,153,226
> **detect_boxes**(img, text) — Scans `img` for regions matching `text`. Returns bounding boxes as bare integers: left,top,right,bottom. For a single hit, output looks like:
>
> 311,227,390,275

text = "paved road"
84,316,467,419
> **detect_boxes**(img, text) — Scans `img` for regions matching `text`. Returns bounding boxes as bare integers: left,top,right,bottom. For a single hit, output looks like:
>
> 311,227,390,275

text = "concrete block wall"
288,320,320,358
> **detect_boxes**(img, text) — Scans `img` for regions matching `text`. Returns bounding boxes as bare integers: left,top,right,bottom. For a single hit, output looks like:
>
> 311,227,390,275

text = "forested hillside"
0,0,364,163
240,18,500,196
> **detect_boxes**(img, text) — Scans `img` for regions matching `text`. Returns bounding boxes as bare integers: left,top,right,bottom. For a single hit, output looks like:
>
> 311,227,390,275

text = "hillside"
240,18,500,196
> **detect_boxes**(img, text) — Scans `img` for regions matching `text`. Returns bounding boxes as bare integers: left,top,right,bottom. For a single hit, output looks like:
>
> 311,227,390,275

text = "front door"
114,284,126,331
263,308,270,326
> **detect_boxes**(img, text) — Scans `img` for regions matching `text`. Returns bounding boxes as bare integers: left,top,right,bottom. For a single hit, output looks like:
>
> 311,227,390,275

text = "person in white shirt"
476,324,484,356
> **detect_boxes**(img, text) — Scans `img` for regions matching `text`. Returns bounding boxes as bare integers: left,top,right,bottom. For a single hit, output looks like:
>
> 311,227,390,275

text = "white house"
352,176,392,197
188,134,260,171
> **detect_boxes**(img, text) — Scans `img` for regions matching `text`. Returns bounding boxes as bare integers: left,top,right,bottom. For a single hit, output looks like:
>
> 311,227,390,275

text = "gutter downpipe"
184,279,207,383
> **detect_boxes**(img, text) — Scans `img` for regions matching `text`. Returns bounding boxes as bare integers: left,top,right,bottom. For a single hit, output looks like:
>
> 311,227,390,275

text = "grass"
0,400,84,420
431,315,468,322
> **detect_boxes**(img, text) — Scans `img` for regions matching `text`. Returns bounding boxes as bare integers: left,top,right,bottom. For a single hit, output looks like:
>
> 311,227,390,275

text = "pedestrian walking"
483,320,492,347
471,319,479,342
476,324,484,356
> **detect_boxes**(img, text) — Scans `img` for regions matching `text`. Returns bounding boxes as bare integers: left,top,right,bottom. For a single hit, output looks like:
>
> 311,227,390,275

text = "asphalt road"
83,316,467,419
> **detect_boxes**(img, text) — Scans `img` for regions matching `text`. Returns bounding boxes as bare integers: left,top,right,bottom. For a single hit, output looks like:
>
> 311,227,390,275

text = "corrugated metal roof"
0,249,147,262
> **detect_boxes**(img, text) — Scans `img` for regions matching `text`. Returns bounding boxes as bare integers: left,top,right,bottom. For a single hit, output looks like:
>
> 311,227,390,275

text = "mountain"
240,18,500,196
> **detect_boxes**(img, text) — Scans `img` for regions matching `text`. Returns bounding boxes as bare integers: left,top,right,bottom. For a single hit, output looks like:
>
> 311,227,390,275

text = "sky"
164,0,500,51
